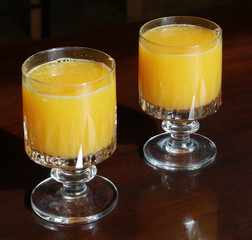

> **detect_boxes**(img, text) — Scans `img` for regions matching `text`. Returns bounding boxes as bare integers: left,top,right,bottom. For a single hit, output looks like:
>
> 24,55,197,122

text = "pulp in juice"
139,24,222,110
23,59,116,159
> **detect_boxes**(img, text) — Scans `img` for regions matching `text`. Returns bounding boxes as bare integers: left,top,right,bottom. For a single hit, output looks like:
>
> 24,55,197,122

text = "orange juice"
23,59,116,159
139,24,222,110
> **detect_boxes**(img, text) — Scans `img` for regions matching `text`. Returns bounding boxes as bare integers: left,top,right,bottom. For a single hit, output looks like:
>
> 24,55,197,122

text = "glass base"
31,175,118,224
143,133,216,171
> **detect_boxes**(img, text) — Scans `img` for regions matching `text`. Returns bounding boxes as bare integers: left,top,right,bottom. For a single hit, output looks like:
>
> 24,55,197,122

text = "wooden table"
0,0,251,239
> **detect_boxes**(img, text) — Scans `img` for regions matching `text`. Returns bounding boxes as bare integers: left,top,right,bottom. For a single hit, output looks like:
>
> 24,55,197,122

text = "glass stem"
162,120,200,154
51,166,97,198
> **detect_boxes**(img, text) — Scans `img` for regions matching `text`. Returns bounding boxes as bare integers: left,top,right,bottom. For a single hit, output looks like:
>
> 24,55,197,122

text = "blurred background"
0,0,239,45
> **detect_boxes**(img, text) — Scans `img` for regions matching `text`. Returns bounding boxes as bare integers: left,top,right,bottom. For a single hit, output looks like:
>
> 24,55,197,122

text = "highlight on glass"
22,47,118,224
138,16,222,170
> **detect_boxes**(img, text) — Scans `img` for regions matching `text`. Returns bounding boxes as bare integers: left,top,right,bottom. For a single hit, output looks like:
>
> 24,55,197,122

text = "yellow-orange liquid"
139,24,222,110
23,59,116,158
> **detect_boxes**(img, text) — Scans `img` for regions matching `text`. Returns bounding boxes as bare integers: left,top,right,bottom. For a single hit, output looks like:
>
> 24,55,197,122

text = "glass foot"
31,175,118,224
143,132,216,171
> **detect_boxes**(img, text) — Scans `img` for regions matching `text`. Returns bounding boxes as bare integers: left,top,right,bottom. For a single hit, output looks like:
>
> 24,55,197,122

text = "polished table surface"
0,0,251,239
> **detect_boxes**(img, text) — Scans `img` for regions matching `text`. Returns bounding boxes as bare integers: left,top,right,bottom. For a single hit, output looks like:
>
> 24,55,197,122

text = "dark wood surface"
0,0,251,239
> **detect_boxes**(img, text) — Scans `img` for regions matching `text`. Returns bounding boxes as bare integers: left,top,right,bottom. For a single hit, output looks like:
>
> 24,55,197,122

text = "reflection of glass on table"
139,16,222,170
22,47,118,224
138,168,218,239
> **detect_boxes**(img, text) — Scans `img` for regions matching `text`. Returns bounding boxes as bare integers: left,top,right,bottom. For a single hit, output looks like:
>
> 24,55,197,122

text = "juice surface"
23,59,116,158
139,24,222,110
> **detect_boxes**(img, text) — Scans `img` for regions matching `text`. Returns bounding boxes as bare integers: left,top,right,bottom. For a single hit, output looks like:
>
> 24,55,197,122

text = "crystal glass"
139,16,222,170
22,47,118,224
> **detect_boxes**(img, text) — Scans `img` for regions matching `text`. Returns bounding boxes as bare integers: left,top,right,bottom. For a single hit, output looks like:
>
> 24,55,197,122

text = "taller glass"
139,16,222,170
22,47,118,224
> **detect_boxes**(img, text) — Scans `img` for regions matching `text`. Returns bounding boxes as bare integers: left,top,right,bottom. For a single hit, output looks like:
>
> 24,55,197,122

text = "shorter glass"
138,16,222,170
22,47,118,224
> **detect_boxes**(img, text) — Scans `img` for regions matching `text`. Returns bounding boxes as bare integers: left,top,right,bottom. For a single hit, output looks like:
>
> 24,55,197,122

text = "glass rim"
139,16,222,50
22,46,116,88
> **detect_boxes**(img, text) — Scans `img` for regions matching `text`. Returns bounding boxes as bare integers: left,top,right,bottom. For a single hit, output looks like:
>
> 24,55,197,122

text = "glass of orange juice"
139,16,222,170
22,47,118,224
